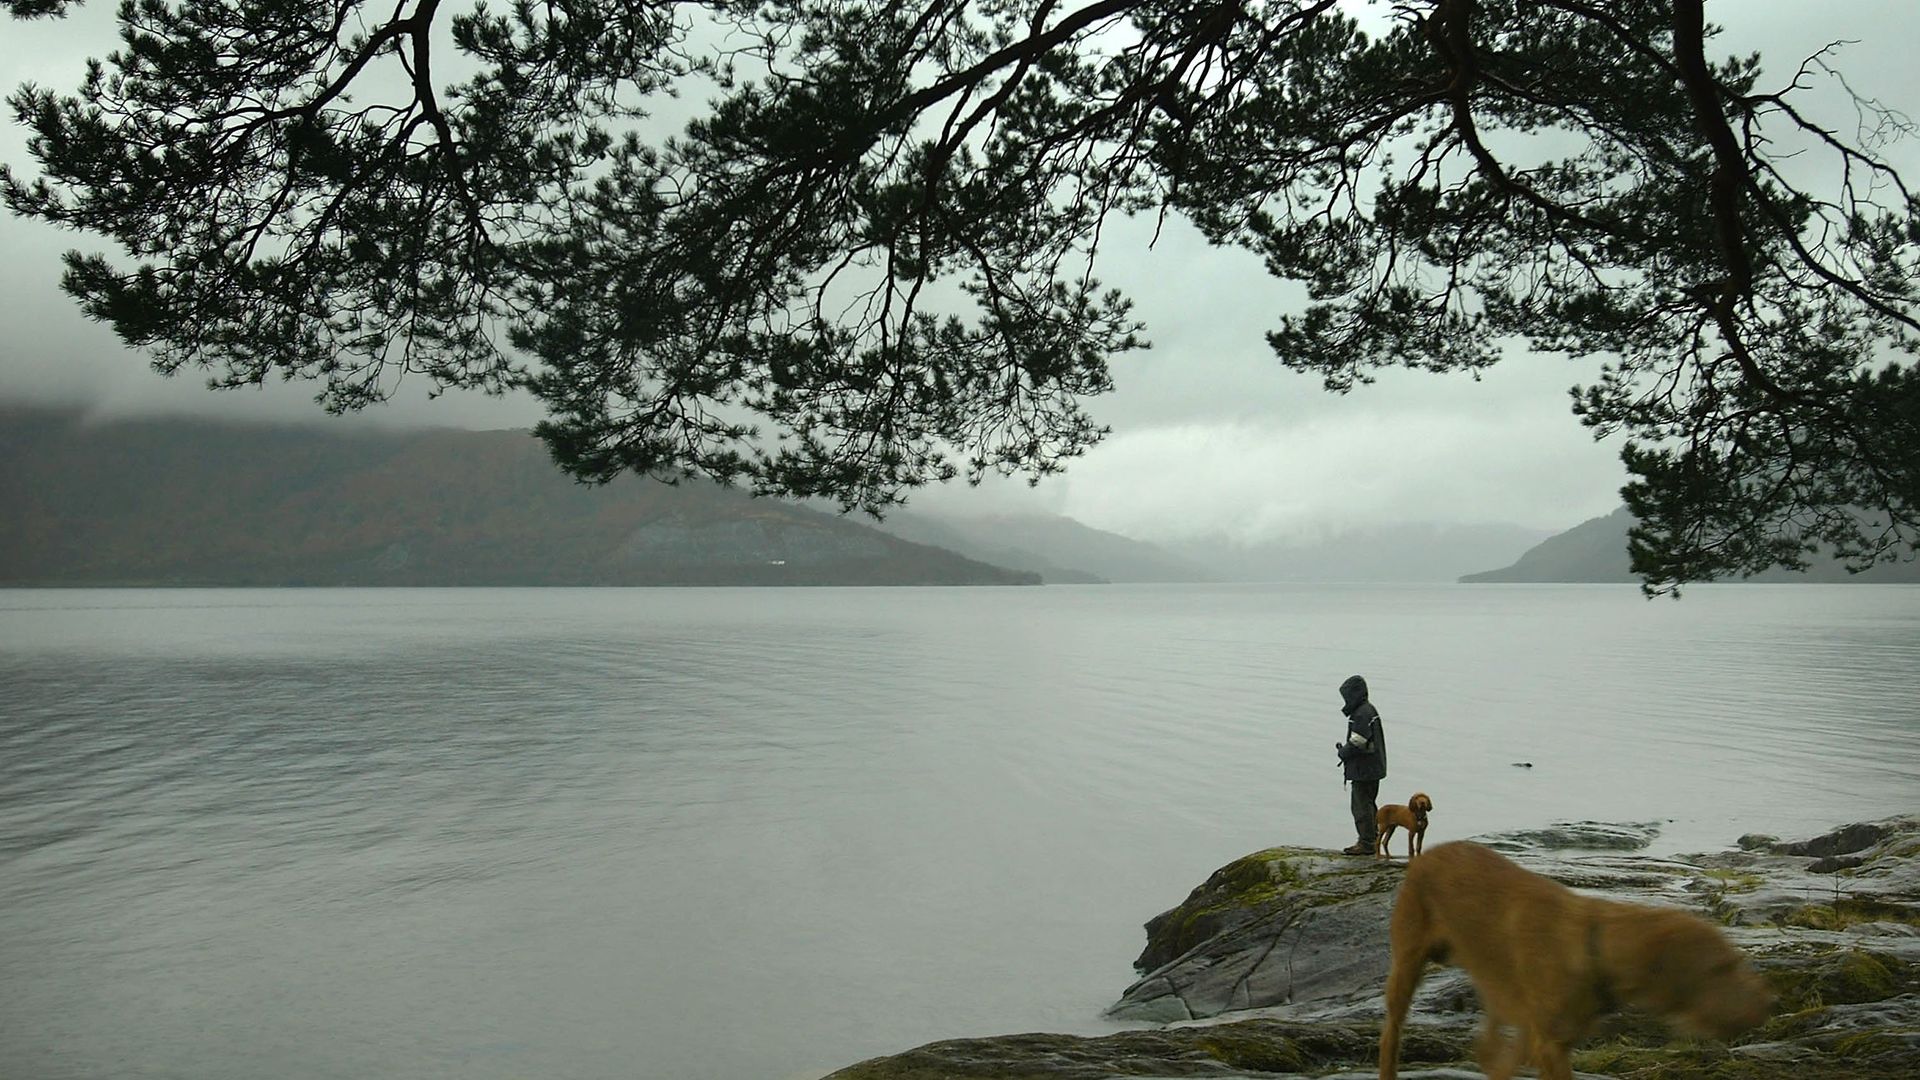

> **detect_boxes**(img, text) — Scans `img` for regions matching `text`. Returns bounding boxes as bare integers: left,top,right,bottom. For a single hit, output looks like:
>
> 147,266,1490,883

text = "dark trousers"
1349,779,1380,846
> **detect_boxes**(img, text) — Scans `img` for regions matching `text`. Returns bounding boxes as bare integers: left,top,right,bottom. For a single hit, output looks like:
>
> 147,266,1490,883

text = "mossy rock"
1821,949,1907,1005
1697,868,1766,892
1692,869,1768,924
1133,846,1372,974
1756,1002,1833,1042
1198,1020,1468,1073
834,816,1920,1080
823,1019,1468,1080
1829,1030,1913,1057
1189,1028,1310,1074
1777,897,1920,931
1572,1016,1920,1080
1569,1040,1885,1079
1764,947,1912,1010
1203,848,1307,908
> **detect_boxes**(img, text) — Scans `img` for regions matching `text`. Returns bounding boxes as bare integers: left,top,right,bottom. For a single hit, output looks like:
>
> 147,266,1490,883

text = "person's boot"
1341,841,1371,855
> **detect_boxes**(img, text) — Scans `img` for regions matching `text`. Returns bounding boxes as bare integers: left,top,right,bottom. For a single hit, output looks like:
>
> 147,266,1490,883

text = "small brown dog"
1378,841,1774,1080
1375,792,1433,859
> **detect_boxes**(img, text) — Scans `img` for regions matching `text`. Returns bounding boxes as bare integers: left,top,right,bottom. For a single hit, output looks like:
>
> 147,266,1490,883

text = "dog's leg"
1473,1014,1525,1080
1532,1037,1576,1080
1376,824,1396,858
1411,824,1424,858
1376,955,1421,1079
1377,884,1433,1079
1529,1002,1597,1080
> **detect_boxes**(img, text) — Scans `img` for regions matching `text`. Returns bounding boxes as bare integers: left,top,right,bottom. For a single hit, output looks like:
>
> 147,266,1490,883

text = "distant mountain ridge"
1166,522,1555,583
874,510,1211,583
5,408,1700,589
876,512,1555,584
1461,506,1920,583
0,408,1038,587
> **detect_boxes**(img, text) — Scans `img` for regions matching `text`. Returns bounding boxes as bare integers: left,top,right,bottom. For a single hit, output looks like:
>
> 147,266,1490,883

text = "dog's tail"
1378,868,1434,1080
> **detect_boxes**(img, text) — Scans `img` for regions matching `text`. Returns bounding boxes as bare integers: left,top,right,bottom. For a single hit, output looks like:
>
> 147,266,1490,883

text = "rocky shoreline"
823,815,1920,1079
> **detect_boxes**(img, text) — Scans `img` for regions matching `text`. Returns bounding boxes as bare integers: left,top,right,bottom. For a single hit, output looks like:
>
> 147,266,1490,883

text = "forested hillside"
0,409,1037,587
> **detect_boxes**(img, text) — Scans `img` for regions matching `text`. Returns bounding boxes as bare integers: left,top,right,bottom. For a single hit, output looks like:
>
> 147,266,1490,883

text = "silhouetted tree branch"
6,0,1917,592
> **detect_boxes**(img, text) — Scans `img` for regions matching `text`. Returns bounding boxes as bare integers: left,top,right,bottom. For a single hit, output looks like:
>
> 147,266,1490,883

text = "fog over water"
3,584,1916,1080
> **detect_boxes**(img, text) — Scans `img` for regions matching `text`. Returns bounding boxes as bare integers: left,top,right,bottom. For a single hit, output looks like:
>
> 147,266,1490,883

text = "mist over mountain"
1462,506,1920,583
1158,522,1556,583
873,510,1211,583
0,408,1037,587
11,407,1745,589
877,510,1557,584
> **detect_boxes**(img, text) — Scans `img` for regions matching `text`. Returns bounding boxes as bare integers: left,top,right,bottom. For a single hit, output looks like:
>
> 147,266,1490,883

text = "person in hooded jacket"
1334,674,1386,855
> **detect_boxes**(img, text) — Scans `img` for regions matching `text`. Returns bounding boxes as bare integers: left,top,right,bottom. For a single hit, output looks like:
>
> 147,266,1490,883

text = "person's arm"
1337,719,1374,759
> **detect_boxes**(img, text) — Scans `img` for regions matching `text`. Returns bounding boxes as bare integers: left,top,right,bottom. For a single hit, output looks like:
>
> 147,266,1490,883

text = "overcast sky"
4,2,1916,543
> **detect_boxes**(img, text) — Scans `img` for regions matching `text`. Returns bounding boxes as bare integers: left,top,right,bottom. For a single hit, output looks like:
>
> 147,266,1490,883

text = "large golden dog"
1378,841,1773,1080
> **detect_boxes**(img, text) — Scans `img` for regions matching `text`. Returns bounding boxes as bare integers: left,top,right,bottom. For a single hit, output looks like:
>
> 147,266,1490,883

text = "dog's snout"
1701,968,1774,1038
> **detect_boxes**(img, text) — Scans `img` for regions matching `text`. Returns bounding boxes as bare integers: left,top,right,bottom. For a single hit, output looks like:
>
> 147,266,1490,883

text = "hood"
1339,675,1369,715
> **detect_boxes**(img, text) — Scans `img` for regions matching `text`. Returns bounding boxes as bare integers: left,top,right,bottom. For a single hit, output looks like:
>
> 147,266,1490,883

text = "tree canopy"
5,0,1918,591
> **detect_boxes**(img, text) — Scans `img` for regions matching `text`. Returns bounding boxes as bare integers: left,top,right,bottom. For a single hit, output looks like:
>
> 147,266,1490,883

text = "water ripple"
1,584,1916,1080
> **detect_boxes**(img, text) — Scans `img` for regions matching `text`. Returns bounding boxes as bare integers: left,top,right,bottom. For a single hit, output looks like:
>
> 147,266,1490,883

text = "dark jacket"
1336,675,1386,782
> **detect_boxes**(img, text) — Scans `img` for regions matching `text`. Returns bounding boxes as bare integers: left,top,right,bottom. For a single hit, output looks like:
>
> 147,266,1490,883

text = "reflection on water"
2,585,1917,1080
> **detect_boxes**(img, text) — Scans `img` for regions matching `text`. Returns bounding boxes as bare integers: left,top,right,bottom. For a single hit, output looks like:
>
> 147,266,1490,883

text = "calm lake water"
2,584,1917,1080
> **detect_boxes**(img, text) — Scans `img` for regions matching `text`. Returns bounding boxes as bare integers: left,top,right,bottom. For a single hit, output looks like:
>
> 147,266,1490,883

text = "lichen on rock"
1112,847,1401,1022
